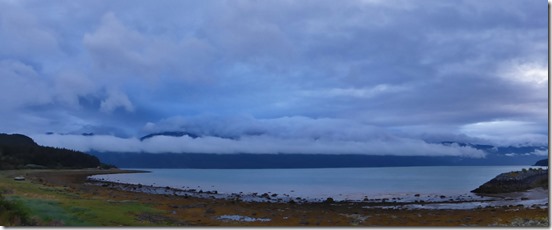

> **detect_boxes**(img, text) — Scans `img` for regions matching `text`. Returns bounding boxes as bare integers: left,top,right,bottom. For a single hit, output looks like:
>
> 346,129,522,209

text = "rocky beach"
0,168,548,226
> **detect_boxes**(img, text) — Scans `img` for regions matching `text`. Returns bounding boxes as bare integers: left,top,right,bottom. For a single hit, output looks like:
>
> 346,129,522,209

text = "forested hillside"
0,134,101,169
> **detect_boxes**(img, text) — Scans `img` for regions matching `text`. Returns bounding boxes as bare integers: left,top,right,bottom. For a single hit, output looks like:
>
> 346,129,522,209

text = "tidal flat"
0,169,548,226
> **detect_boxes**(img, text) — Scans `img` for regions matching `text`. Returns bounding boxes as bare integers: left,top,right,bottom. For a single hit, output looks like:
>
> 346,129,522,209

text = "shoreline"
86,168,549,208
1,169,549,226
87,175,548,210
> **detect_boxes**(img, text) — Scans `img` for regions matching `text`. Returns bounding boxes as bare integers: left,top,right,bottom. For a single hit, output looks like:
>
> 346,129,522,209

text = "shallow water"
90,166,546,201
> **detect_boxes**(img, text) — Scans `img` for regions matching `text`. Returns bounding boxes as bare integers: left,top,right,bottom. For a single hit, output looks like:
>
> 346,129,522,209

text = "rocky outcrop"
471,168,548,194
534,159,548,166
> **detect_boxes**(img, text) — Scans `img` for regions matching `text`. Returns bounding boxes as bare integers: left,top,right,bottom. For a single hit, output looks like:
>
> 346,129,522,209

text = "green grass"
7,196,90,226
0,170,170,226
0,194,32,226
61,199,164,226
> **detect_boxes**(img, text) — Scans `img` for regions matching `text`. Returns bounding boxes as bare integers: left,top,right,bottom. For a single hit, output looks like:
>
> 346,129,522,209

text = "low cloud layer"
33,133,487,158
31,115,543,157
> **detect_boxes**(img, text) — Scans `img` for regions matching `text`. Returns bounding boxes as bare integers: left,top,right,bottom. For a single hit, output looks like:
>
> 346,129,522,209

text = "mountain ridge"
87,136,548,169
0,133,104,170
89,151,545,169
139,131,201,141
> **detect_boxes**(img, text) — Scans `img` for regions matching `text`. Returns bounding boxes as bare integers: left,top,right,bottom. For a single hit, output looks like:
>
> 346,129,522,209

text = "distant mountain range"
140,132,548,153
139,131,201,141
89,151,547,169
88,133,548,168
139,131,243,141
439,141,547,155
40,131,549,169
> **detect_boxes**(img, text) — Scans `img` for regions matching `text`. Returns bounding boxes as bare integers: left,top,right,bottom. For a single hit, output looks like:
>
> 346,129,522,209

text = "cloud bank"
33,133,486,158
1,0,548,156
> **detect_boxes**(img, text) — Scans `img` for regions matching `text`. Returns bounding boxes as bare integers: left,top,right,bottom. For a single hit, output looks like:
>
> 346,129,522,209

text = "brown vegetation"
7,169,546,227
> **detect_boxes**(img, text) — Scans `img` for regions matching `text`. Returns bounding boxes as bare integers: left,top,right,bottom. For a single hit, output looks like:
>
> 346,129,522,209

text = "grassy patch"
0,170,169,226
61,199,164,226
0,194,32,226
7,196,89,226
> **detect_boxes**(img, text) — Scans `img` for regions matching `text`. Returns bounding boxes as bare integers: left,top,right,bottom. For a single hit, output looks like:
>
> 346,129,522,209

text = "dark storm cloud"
0,0,547,154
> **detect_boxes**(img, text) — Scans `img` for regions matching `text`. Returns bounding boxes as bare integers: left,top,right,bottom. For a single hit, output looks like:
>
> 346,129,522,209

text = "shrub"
99,163,117,169
324,197,334,203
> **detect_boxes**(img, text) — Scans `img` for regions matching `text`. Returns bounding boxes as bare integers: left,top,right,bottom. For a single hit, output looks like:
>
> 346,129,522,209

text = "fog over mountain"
0,0,547,157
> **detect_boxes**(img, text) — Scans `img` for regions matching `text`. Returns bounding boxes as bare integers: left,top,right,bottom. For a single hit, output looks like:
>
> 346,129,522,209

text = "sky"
0,0,548,157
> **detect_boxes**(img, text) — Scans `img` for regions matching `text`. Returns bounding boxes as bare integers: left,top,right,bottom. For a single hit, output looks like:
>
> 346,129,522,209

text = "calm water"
90,166,543,200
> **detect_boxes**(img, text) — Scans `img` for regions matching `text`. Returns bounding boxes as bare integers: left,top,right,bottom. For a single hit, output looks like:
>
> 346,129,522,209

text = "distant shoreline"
89,150,548,169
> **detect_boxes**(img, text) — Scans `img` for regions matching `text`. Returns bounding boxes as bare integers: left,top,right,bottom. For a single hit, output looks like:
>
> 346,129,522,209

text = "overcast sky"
1,0,548,156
